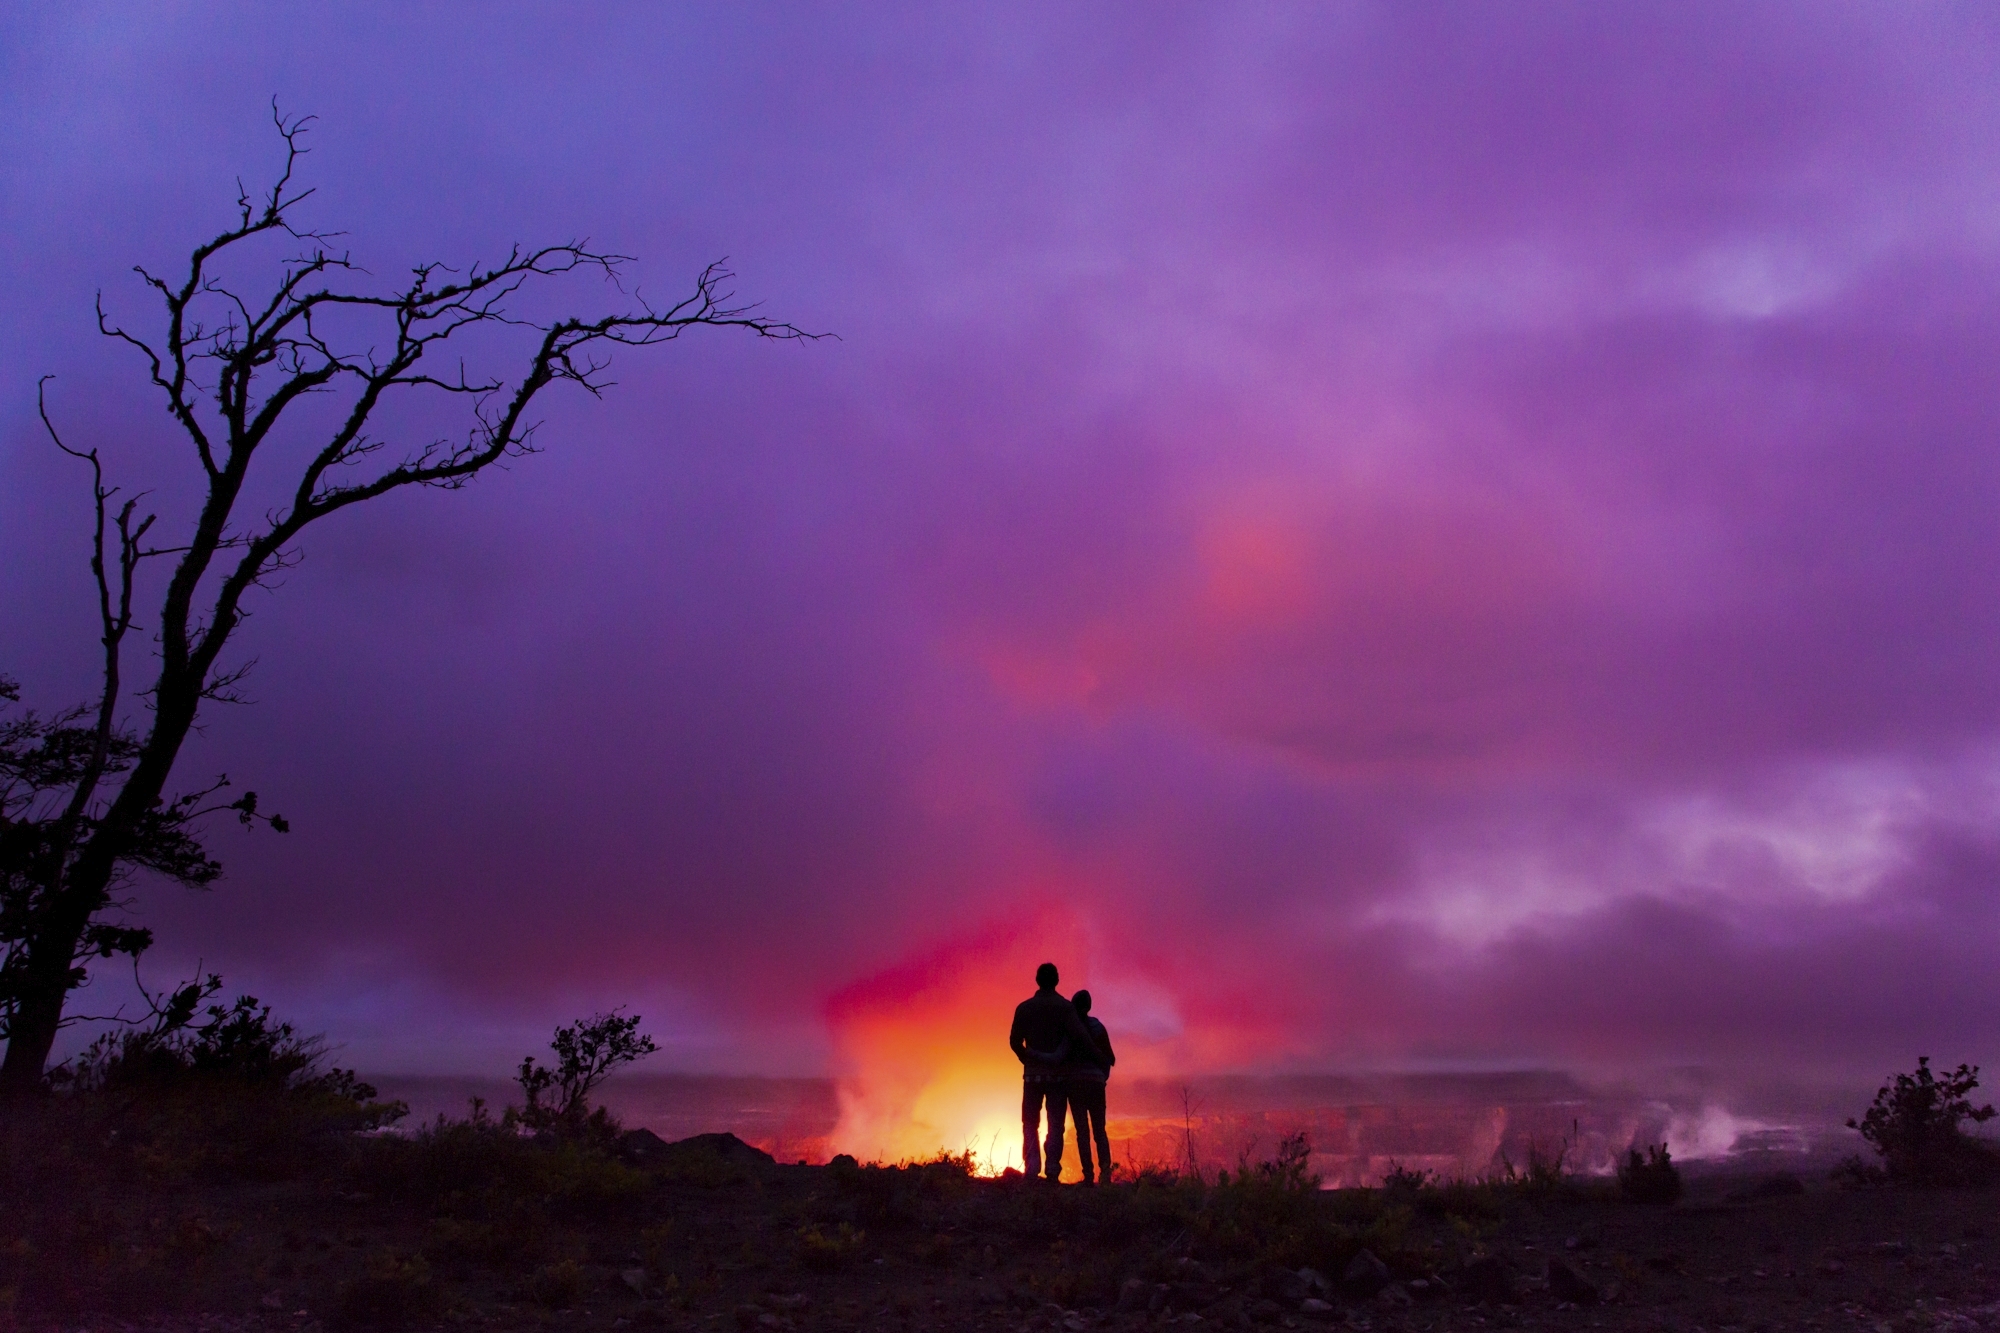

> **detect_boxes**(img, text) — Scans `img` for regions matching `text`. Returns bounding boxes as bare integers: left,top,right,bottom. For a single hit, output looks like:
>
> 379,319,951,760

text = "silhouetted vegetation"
18,1016,2000,1328
512,1009,658,1137
1843,1056,1999,1187
0,678,285,1089
0,989,403,1315
13,1055,2000,1331
1616,1143,1683,1204
3,105,810,1091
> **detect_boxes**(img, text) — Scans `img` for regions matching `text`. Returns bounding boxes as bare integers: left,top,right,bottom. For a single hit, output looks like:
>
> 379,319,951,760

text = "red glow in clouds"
826,909,1095,1173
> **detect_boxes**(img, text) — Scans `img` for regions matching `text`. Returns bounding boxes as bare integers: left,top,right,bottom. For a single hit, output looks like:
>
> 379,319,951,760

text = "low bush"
1492,1138,1576,1197
1381,1162,1437,1197
513,1011,657,1138
796,1222,866,1270
421,1209,555,1272
1617,1144,1683,1205
69,993,394,1121
45,992,406,1183
528,1258,587,1309
1198,1133,1355,1270
1848,1057,2000,1188
350,1103,650,1217
334,1252,440,1329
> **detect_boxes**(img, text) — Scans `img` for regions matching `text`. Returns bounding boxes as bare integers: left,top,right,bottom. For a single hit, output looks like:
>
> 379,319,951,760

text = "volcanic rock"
1268,1270,1309,1303
1726,1172,1806,1202
1546,1257,1600,1306
1342,1248,1392,1298
1459,1255,1519,1304
668,1132,777,1164
617,1128,671,1163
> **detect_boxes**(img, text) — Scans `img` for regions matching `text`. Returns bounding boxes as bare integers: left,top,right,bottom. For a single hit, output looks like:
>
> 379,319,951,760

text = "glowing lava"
826,912,1091,1174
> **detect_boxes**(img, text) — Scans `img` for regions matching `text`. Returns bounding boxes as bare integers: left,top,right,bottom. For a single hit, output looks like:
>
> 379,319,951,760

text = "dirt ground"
15,1133,2000,1333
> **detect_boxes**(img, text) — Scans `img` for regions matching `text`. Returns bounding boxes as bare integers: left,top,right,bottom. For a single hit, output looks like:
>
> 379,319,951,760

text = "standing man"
1009,962,1103,1182
1065,989,1116,1184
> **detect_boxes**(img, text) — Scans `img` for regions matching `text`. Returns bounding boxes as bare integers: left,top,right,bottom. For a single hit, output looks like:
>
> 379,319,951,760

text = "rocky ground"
10,1126,2000,1333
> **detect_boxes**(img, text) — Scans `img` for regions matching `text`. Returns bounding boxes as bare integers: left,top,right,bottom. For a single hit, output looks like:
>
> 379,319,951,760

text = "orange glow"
826,908,1092,1173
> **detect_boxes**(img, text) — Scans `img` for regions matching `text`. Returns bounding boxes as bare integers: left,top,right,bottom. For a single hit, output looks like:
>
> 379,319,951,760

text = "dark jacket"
1065,1015,1115,1083
1010,989,1101,1082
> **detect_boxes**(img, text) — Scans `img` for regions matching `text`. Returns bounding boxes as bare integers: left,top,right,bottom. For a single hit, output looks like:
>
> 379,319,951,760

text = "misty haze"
6,5,2000,1332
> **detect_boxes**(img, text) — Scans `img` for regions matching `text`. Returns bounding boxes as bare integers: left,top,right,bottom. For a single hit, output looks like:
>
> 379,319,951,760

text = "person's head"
1072,989,1092,1016
1035,962,1059,991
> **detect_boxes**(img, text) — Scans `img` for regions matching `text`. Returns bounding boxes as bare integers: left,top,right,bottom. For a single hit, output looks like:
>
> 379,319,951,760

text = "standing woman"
1066,990,1116,1184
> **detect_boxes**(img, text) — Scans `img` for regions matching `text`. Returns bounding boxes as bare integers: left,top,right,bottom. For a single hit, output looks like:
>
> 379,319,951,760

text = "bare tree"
0,108,813,1092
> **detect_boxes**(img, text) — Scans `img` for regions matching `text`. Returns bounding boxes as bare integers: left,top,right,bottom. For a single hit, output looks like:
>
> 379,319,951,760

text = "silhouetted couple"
1008,962,1116,1183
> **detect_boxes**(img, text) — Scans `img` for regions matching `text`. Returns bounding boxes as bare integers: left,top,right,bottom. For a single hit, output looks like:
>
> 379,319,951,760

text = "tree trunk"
0,947,77,1094
0,691,195,1093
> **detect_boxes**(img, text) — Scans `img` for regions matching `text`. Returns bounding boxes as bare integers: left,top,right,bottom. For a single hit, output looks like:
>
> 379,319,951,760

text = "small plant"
1261,1129,1320,1190
528,1258,586,1309
1481,1131,1586,1202
795,1222,865,1271
1224,1130,1319,1192
916,1232,956,1268
514,1010,658,1135
65,990,398,1114
1381,1162,1437,1196
334,1252,440,1329
524,1256,584,1304
1617,1143,1683,1204
918,1147,978,1177
421,1210,553,1271
1848,1057,1999,1186
47,988,404,1183
637,1223,678,1283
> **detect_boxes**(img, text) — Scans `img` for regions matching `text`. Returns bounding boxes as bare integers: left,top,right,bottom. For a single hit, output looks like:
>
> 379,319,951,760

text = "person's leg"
1087,1083,1111,1181
1021,1083,1043,1178
1070,1085,1095,1183
1042,1084,1068,1181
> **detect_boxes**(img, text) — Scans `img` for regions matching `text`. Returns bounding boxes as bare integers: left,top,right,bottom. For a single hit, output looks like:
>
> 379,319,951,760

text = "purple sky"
6,4,2000,1090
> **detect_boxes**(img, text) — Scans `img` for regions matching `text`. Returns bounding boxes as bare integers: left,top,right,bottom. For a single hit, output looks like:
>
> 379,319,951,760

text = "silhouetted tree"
1848,1056,1997,1186
3,108,810,1092
514,1010,659,1133
0,676,283,1067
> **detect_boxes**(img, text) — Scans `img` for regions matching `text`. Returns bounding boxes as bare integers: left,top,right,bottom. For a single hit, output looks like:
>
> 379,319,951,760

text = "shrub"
421,1211,554,1271
1617,1144,1682,1205
917,1147,978,1177
528,1259,586,1309
1248,1129,1320,1191
334,1253,440,1329
350,1103,649,1218
1381,1162,1437,1197
1500,1138,1571,1194
348,1102,537,1205
1831,1154,1888,1190
796,1222,865,1270
514,1011,658,1135
637,1223,679,1282
1848,1057,2000,1187
66,993,397,1114
1200,1133,1350,1269
47,993,404,1181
